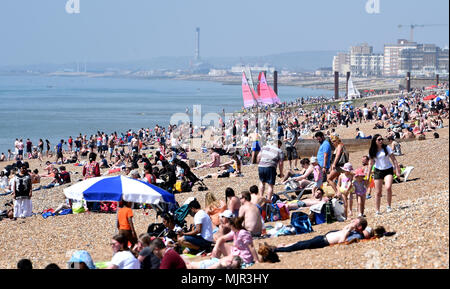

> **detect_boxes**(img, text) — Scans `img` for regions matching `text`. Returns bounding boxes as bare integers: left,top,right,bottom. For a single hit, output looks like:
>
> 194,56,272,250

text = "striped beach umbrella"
63,175,176,204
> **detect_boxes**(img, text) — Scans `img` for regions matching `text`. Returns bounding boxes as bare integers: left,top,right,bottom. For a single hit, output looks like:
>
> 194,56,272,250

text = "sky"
0,0,448,66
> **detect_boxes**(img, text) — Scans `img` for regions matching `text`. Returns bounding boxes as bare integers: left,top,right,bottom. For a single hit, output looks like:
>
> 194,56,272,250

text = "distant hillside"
211,51,339,72
0,51,339,73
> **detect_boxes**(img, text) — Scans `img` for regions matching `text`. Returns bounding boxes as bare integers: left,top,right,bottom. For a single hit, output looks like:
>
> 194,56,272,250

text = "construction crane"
398,24,448,42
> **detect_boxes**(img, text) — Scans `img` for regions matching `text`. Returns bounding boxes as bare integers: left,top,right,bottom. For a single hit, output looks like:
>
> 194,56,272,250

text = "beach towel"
94,261,109,269
58,208,72,216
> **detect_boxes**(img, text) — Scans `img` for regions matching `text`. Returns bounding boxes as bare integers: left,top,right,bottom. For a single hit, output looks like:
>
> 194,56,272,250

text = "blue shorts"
183,235,213,250
258,166,277,185
251,141,261,152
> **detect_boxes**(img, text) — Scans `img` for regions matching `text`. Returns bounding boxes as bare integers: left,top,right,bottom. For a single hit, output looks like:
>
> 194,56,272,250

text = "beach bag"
264,202,289,222
181,181,192,192
72,201,86,214
174,204,190,227
277,203,290,220
174,181,182,193
332,198,346,222
290,211,313,235
336,147,349,167
147,223,165,237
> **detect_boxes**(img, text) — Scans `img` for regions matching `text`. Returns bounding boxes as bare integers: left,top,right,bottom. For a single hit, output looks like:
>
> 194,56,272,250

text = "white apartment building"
332,52,350,75
383,39,418,77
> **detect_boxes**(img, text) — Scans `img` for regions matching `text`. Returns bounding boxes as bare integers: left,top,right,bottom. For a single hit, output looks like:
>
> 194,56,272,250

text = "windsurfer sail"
347,76,361,100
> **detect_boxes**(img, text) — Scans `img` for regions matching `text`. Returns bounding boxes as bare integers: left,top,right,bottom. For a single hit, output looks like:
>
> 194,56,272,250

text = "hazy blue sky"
0,0,448,65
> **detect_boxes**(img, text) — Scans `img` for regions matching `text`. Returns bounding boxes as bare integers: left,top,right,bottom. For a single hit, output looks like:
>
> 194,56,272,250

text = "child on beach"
337,163,355,219
353,168,368,217
310,157,324,195
117,201,137,248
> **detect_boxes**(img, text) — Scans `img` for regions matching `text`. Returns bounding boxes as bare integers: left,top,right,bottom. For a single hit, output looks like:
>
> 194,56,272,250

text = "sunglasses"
377,138,383,142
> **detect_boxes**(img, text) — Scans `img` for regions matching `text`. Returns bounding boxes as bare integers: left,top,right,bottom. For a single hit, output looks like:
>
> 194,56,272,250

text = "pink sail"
257,72,274,105
242,72,257,108
269,85,281,104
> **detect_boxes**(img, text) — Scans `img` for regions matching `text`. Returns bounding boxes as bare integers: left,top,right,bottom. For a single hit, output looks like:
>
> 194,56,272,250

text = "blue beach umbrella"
63,175,175,204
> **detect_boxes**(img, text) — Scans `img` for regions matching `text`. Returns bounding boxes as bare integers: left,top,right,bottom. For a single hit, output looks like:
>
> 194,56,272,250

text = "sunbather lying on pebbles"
267,217,368,253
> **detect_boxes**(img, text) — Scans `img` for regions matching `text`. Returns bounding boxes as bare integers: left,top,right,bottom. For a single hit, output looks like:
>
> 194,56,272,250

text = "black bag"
336,147,349,167
181,181,192,192
147,223,166,237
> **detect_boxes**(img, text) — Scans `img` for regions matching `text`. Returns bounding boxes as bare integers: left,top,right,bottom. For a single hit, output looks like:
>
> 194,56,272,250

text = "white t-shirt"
194,210,214,242
363,108,369,116
374,146,393,170
110,251,140,269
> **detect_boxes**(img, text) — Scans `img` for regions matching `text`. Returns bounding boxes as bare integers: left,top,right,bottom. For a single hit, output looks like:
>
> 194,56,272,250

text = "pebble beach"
0,99,448,269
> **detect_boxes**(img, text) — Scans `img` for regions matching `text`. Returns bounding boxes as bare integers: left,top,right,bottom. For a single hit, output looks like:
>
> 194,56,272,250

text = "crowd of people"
2,83,448,269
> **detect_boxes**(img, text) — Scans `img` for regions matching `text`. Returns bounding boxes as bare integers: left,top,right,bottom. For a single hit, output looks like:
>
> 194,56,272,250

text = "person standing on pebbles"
12,163,33,219
83,152,101,211
367,134,401,216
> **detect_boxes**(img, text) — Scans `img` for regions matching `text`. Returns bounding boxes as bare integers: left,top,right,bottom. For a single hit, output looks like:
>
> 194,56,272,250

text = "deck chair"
275,181,316,201
394,166,414,183
296,182,317,200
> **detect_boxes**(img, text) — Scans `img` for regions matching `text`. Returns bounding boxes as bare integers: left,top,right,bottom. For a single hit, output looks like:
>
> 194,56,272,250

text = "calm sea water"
0,75,332,154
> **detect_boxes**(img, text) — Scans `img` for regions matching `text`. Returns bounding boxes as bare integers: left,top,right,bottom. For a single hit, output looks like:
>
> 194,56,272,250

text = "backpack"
290,211,313,235
174,204,190,227
263,202,289,222
59,172,71,184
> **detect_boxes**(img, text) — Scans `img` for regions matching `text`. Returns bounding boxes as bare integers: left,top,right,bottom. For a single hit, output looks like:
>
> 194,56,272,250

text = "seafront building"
383,39,419,77
332,39,448,78
332,52,351,76
350,43,384,77
333,43,383,77
398,44,449,76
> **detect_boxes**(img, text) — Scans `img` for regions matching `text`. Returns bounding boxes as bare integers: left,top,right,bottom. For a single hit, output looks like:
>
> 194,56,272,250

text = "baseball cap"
219,210,234,219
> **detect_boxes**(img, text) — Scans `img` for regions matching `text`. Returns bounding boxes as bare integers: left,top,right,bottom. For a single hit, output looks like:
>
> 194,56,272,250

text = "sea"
0,75,332,154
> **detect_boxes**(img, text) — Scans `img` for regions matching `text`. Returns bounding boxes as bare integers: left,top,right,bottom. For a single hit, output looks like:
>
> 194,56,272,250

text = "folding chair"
402,166,414,183
296,182,317,200
393,166,414,183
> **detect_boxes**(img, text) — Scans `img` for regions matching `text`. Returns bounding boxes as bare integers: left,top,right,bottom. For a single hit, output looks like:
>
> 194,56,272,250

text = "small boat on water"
242,71,281,108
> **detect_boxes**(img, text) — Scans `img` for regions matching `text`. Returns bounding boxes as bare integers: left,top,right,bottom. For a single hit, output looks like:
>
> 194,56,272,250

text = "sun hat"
310,156,318,164
354,167,366,177
68,250,96,269
341,162,354,172
219,210,235,219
